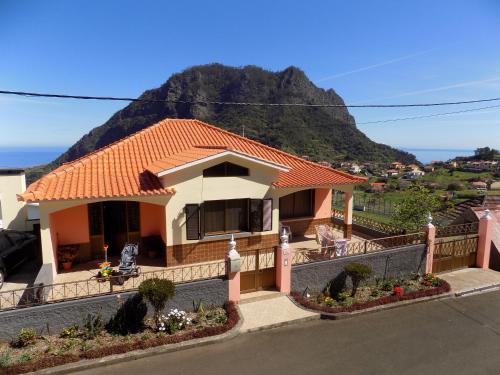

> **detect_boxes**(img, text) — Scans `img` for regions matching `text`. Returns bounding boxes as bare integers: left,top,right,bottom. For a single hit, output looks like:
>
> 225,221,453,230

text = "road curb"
288,292,453,320
34,306,245,375
454,283,500,297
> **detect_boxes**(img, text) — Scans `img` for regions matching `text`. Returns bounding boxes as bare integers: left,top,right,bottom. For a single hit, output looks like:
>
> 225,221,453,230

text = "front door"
88,201,140,258
240,247,276,293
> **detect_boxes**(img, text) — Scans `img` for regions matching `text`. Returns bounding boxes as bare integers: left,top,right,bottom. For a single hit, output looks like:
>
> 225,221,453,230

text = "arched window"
203,162,249,177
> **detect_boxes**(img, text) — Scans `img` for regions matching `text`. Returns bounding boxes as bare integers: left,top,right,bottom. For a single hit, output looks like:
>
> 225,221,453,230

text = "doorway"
88,201,140,257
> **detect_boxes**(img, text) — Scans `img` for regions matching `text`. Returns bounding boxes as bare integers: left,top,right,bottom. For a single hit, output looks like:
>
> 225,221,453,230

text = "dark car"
0,229,37,289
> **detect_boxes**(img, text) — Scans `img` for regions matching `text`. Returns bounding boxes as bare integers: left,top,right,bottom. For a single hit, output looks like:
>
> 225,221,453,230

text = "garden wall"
0,278,228,342
291,244,426,293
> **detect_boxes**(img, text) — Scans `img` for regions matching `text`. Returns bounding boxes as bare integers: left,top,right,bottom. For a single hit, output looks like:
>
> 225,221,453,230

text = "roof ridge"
191,119,365,181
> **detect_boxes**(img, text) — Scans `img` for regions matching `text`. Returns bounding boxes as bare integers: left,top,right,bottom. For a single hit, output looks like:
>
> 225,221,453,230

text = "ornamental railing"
332,209,404,235
436,222,479,238
292,232,426,266
0,260,226,312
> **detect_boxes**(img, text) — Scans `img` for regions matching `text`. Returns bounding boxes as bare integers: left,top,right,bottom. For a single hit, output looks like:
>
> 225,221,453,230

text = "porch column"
424,213,436,274
276,229,292,294
226,235,241,303
343,191,353,239
477,209,493,269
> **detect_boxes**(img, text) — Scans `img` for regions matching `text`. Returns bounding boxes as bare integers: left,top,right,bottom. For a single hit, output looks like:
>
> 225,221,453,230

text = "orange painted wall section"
50,205,90,245
140,202,166,241
314,188,332,219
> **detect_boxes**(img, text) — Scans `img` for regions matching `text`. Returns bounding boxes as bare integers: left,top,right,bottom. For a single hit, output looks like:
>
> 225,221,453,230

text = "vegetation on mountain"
27,64,416,182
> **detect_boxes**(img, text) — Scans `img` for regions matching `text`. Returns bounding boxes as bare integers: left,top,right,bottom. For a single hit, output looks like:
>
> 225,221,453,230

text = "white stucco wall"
0,171,27,231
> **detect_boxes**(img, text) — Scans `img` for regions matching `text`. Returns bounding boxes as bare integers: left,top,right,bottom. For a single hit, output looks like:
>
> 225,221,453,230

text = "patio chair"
334,239,348,257
315,224,337,258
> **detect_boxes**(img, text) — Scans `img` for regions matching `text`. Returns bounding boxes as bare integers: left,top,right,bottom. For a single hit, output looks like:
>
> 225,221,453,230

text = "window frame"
202,162,249,178
203,199,250,236
279,189,315,220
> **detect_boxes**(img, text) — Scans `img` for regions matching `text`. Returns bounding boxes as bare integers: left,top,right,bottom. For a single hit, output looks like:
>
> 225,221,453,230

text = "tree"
344,263,373,297
138,278,175,327
391,185,441,233
474,147,498,160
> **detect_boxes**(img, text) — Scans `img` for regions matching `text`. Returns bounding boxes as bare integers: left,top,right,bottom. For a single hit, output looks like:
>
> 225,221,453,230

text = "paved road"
75,291,500,375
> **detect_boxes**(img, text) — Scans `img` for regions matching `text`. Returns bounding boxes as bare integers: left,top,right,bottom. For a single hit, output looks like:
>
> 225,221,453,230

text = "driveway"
74,290,500,375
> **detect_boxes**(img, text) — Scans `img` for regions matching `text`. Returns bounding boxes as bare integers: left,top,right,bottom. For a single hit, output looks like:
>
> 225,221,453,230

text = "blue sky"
1,0,500,151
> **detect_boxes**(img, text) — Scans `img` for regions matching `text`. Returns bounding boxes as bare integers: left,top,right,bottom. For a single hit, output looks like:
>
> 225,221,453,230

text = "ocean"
400,148,475,164
0,146,475,168
0,147,66,168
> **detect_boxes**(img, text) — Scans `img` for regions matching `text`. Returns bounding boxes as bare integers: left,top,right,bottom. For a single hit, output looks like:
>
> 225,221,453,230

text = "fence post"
477,209,493,269
424,213,436,274
226,235,241,303
276,229,292,294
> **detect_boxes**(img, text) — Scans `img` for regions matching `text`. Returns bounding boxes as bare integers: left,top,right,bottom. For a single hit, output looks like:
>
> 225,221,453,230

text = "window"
279,189,315,219
185,198,272,239
204,199,249,235
203,162,249,177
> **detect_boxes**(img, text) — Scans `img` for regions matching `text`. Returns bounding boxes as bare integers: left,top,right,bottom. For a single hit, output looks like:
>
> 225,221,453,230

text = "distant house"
391,162,404,170
406,164,420,172
404,170,425,179
471,181,487,191
370,182,386,192
424,165,435,172
490,181,500,190
386,169,399,177
349,164,362,174
318,161,332,168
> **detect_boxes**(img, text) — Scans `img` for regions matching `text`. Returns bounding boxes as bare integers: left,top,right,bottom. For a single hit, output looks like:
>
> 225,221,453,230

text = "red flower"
393,286,404,297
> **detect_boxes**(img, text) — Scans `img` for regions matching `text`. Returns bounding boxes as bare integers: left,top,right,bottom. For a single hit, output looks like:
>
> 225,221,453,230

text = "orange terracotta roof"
19,119,366,202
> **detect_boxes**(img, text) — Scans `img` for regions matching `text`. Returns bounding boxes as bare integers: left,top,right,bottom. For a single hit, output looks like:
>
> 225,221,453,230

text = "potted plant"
57,246,78,270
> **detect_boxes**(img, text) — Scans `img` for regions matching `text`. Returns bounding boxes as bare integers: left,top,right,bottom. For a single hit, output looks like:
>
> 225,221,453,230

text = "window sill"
200,232,255,242
280,216,315,222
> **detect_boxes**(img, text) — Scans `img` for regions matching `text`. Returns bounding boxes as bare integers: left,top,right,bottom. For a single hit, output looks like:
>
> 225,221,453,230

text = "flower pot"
61,261,72,271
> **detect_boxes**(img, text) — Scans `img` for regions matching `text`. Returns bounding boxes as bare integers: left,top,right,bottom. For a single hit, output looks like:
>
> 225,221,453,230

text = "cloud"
315,47,439,83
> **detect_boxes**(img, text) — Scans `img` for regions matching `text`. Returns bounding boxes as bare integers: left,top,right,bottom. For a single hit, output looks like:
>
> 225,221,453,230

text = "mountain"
28,64,416,181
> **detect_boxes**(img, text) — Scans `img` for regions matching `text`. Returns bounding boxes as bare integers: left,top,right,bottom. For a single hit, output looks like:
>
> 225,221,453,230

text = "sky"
1,0,500,151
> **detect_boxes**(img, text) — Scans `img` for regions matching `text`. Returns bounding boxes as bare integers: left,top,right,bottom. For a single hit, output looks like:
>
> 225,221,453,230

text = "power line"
1,89,500,108
357,103,500,124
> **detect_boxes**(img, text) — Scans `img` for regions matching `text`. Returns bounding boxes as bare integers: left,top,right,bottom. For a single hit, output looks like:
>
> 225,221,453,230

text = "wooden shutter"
250,199,263,232
262,199,273,231
199,202,205,239
185,204,200,240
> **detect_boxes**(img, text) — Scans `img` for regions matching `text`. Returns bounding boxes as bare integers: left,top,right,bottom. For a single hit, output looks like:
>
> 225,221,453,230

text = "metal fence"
332,208,404,235
333,192,396,216
292,232,426,265
0,260,226,312
436,222,479,238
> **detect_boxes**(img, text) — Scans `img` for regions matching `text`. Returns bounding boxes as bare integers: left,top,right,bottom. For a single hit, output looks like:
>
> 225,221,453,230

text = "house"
0,168,29,230
349,164,361,174
18,119,365,280
424,165,435,172
471,181,487,191
386,169,399,177
391,162,404,170
405,164,420,172
369,182,385,192
404,170,425,179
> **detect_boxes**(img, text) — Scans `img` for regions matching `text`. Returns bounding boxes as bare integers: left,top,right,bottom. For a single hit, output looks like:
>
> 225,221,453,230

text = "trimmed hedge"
1,301,239,375
291,280,450,314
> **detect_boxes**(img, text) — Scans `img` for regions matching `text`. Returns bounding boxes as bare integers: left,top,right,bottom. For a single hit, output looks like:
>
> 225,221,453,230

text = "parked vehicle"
0,229,37,289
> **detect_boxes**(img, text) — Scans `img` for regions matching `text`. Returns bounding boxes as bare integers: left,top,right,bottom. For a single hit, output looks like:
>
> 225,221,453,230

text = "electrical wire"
1,89,500,108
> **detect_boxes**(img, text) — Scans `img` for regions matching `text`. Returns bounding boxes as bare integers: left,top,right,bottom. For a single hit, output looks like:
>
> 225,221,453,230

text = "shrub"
82,313,104,340
0,350,12,368
59,326,79,339
106,293,147,335
11,328,37,348
138,278,175,325
344,263,373,297
159,309,191,334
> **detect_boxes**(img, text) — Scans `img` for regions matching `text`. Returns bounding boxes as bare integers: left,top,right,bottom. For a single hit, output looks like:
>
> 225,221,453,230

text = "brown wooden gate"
240,247,276,293
433,236,478,273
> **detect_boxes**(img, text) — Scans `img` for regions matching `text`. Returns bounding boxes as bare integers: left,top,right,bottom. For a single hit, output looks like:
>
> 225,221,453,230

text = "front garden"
0,278,239,374
292,262,450,314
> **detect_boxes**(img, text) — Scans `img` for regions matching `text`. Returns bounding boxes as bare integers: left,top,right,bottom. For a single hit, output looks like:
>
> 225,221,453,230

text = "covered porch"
41,198,168,275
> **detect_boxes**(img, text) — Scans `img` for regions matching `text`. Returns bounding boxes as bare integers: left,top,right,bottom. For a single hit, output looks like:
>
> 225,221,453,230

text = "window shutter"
250,199,263,232
185,204,200,240
199,202,205,239
262,199,273,231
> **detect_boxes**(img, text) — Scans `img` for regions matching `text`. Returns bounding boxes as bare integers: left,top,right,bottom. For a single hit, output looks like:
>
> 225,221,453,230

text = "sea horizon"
0,145,476,168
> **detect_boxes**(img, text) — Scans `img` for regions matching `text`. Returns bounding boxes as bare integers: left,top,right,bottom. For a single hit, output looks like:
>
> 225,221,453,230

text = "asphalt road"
74,290,500,375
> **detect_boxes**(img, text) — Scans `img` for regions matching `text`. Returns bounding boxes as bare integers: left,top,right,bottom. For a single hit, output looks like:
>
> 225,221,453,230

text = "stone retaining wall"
0,278,228,342
291,244,427,293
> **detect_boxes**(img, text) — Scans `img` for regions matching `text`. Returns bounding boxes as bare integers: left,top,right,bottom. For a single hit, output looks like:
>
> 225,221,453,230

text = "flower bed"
0,301,239,375
292,273,450,314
